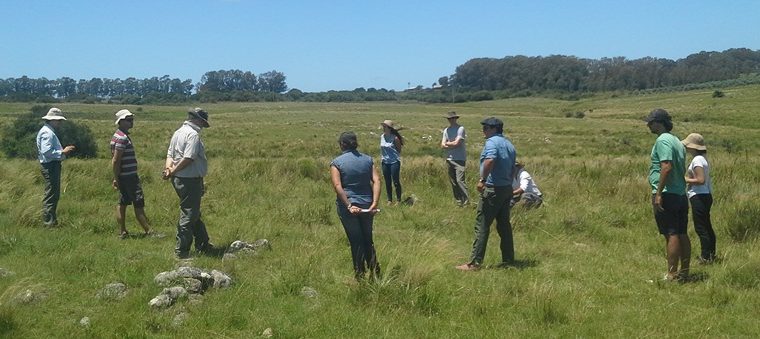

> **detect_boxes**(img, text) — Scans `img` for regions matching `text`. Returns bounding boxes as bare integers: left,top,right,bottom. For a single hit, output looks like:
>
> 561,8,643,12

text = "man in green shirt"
646,108,690,282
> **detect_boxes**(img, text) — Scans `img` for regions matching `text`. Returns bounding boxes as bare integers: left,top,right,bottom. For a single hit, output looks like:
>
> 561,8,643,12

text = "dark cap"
444,111,459,119
480,117,503,127
645,108,671,123
188,107,210,127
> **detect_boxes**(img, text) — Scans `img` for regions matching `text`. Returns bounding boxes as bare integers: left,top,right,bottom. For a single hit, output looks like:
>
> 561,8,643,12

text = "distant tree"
258,70,287,93
438,76,449,88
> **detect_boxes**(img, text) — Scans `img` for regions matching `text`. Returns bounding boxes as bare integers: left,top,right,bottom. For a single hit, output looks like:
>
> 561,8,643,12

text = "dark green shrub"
712,90,725,98
0,105,98,159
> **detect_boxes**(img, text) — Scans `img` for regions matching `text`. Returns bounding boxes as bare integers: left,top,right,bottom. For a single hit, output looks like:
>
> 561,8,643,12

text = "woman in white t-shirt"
682,133,715,263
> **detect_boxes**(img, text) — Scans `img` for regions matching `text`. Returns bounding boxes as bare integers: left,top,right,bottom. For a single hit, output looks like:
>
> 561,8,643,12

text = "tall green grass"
1,86,760,337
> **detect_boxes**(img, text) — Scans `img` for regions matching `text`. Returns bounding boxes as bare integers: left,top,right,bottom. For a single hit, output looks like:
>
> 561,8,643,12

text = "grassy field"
1,86,760,337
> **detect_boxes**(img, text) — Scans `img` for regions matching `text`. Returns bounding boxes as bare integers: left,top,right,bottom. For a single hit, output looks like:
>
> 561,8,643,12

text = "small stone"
172,312,189,327
149,294,173,308
183,278,203,294
97,282,128,300
154,271,180,286
228,240,253,253
15,289,46,304
162,286,188,300
222,253,238,261
251,239,272,251
210,270,232,288
79,317,90,327
300,286,318,298
176,266,203,279
262,328,274,337
0,268,15,278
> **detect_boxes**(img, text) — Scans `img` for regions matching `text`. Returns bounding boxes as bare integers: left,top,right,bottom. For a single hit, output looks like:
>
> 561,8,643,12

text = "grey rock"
97,282,128,300
162,286,188,300
0,268,15,278
210,270,232,288
183,278,203,294
149,294,173,309
401,194,418,206
262,328,274,337
154,271,180,286
222,253,238,261
15,289,47,304
176,266,203,279
228,240,254,253
79,317,90,327
172,312,189,327
251,239,272,251
188,294,204,306
300,286,318,298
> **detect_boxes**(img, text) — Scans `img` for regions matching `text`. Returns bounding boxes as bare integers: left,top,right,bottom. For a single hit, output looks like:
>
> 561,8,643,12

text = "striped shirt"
111,129,138,176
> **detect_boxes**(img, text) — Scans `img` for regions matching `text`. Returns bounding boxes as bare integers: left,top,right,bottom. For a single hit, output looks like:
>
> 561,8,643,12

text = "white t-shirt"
512,168,542,196
687,155,712,198
442,125,466,161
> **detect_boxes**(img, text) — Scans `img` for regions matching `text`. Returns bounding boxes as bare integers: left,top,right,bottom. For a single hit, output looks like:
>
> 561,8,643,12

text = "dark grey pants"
447,159,469,205
337,201,380,278
172,177,209,256
470,186,513,265
40,161,61,226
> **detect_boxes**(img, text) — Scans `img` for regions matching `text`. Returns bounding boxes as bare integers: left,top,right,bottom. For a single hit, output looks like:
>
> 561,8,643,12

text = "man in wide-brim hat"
36,107,76,226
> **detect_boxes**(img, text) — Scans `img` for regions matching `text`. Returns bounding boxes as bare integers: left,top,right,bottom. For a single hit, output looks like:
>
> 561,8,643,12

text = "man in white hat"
162,108,212,258
36,107,76,226
111,109,154,238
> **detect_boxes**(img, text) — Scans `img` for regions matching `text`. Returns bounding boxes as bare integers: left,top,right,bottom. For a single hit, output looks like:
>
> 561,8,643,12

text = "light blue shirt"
36,124,65,163
331,150,374,206
480,133,516,187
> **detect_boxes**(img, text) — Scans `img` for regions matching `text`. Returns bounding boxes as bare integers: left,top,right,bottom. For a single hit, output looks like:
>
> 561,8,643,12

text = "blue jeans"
381,161,401,202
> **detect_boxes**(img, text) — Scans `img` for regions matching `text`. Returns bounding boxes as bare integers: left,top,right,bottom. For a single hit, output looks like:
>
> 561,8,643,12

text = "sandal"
119,231,129,239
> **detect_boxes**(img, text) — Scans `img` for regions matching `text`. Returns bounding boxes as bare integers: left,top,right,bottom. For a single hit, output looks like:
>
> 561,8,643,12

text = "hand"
112,179,119,190
368,205,379,215
654,194,664,212
63,145,76,154
477,181,486,193
161,168,172,180
348,205,361,215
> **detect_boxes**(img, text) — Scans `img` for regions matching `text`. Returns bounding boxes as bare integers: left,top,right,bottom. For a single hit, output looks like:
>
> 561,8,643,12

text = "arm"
369,165,381,214
685,166,705,185
111,148,124,189
654,160,672,211
394,136,403,154
167,157,194,177
441,130,449,149
478,158,494,193
330,165,360,215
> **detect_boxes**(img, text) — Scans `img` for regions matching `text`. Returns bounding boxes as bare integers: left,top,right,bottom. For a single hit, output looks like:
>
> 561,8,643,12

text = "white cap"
114,109,134,125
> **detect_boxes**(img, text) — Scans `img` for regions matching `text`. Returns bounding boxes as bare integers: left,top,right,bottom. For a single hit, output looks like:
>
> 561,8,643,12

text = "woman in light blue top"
380,120,404,204
331,131,381,280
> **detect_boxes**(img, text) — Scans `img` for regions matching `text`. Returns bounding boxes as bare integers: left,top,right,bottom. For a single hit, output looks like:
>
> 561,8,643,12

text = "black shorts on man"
118,174,145,208
652,192,688,235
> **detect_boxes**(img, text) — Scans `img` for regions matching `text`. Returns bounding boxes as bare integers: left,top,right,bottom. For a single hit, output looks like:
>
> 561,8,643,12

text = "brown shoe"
455,263,480,271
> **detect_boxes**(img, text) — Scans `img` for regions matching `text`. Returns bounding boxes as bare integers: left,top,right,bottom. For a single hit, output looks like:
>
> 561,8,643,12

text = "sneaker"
119,231,129,240
455,263,481,271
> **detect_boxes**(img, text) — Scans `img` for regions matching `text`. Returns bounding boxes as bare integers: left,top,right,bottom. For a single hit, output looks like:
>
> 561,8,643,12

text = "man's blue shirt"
480,133,516,187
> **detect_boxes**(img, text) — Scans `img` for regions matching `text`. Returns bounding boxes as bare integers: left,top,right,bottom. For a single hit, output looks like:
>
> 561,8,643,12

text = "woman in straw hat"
682,133,715,264
380,120,404,205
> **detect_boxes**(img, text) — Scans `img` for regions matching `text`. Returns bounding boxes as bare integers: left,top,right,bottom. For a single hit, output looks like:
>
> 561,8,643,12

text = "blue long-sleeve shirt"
36,124,65,163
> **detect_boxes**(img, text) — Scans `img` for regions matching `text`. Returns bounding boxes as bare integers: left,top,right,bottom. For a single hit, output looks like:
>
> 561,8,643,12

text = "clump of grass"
725,202,760,242
723,261,760,289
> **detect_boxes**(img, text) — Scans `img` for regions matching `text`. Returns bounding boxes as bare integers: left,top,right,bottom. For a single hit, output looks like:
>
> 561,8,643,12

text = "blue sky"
2,0,759,92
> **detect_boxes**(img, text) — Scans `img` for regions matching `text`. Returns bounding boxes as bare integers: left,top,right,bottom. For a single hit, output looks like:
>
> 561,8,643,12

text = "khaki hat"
381,119,402,130
42,107,66,121
188,107,210,128
444,111,459,119
681,133,707,151
114,109,134,125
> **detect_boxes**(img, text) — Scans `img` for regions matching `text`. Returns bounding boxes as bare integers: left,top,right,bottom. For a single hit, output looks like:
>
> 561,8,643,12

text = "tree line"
446,48,760,94
0,70,288,104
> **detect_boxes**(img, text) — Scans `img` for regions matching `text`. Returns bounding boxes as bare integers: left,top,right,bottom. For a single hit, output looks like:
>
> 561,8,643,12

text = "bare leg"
116,205,127,235
134,207,152,234
665,235,680,280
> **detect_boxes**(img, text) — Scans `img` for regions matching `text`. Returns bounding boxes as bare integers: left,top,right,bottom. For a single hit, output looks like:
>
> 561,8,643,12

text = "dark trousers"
40,161,61,226
381,161,401,202
172,177,210,256
447,159,469,204
470,186,514,265
690,194,715,260
337,202,379,278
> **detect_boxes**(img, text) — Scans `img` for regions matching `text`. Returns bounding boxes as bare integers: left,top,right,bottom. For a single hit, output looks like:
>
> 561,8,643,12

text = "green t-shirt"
649,132,687,195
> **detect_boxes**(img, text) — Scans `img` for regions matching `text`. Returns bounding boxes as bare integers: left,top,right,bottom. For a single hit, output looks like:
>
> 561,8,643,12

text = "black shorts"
118,174,145,208
652,193,688,235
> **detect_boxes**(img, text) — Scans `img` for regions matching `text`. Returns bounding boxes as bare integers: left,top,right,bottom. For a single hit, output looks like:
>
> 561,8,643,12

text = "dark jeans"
40,161,61,226
470,186,513,265
447,159,469,204
381,161,401,202
172,177,210,256
337,201,379,278
690,194,715,260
